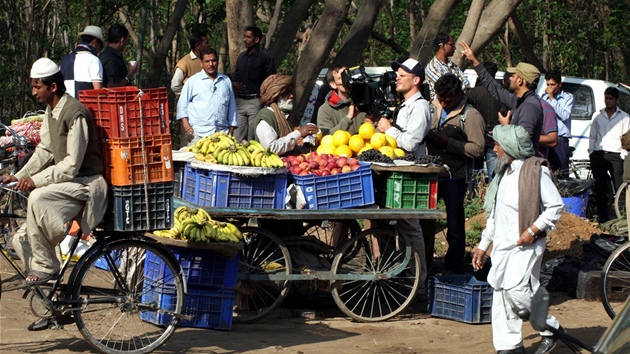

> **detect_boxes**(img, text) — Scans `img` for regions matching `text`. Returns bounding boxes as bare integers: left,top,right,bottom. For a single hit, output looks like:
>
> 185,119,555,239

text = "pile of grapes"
357,149,394,164
394,154,443,165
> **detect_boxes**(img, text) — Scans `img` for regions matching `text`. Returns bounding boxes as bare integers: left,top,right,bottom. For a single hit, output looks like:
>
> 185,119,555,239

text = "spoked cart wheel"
234,226,292,323
330,228,421,322
601,241,630,319
299,220,362,262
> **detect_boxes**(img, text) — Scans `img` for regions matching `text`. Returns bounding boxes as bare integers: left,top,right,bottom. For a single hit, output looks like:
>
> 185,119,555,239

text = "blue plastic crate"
144,245,238,289
288,162,374,209
428,275,493,324
141,286,235,330
94,250,122,271
182,165,287,209
106,182,173,231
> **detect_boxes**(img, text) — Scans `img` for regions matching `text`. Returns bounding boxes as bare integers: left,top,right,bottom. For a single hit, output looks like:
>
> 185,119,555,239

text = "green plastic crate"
377,172,438,209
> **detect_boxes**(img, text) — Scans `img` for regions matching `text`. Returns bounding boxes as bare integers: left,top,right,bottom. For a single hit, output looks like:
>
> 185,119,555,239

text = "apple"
318,159,328,168
297,155,306,163
321,170,331,176
349,158,359,166
312,170,321,176
299,162,309,171
309,151,318,159
284,161,291,169
341,165,352,173
351,164,360,171
327,161,337,170
290,166,301,174
308,161,319,170
320,154,330,160
331,168,340,175
337,157,348,168
299,170,309,175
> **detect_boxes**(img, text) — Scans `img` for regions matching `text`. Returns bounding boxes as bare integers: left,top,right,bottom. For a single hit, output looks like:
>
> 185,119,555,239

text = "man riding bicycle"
2,58,107,330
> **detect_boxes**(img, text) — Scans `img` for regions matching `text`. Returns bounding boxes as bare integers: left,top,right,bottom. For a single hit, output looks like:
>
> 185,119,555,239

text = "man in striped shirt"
424,32,470,101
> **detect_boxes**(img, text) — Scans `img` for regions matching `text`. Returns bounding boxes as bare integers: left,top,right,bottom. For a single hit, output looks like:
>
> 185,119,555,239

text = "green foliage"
465,221,483,248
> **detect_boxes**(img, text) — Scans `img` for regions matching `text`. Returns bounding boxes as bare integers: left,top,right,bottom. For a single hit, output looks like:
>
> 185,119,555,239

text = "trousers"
235,97,262,142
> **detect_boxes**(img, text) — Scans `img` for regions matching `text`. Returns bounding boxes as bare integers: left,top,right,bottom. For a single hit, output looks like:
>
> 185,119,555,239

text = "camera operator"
317,64,367,136
376,59,431,157
426,74,485,274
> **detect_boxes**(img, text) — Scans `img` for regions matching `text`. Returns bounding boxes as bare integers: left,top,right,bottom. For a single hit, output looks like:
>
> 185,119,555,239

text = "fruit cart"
174,197,446,324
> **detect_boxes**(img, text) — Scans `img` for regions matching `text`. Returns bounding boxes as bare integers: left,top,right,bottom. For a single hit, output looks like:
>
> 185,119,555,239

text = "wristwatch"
527,227,537,238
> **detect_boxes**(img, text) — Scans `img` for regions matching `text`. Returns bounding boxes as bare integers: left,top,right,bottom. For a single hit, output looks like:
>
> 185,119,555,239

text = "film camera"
340,66,399,117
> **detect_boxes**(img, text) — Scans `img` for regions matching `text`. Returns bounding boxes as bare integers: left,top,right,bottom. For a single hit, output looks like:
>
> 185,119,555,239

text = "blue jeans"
486,143,497,182
439,178,468,272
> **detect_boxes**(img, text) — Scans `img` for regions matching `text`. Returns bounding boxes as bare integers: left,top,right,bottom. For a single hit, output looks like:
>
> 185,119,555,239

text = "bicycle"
614,181,628,219
0,210,188,353
600,239,630,319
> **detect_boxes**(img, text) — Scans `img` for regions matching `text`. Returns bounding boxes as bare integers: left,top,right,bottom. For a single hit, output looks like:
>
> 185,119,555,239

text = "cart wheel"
330,228,421,322
299,220,362,261
234,226,292,323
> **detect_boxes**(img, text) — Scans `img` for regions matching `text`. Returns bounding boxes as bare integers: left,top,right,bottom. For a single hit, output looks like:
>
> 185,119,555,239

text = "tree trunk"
452,0,484,67
218,22,229,74
409,0,461,63
291,0,352,127
466,0,523,61
508,14,545,72
264,0,284,49
146,0,189,87
226,0,254,74
267,0,315,66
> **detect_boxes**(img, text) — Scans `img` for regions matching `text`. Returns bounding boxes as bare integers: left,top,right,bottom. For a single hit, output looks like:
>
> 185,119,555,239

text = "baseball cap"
506,62,540,85
392,58,425,81
30,58,60,79
79,25,104,43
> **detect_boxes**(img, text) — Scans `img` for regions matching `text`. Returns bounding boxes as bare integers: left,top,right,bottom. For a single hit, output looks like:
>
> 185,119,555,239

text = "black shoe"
534,325,565,354
497,347,525,354
27,315,74,331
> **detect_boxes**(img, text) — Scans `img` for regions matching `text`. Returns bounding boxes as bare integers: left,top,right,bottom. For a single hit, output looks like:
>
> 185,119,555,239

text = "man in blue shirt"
541,69,574,178
177,47,237,145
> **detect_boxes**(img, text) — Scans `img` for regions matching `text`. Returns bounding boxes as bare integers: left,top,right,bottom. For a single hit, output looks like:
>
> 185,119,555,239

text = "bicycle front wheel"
601,241,630,319
614,182,628,219
71,239,184,354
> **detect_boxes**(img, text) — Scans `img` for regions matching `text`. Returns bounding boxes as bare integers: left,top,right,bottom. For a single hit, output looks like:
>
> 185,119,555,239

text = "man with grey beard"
254,73,318,156
472,125,564,354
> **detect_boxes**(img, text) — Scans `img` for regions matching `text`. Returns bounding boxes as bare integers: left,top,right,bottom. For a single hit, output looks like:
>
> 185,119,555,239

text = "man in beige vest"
170,32,208,95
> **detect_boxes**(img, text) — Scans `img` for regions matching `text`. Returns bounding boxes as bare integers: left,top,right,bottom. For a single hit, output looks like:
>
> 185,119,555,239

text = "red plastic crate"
102,134,174,186
79,86,170,139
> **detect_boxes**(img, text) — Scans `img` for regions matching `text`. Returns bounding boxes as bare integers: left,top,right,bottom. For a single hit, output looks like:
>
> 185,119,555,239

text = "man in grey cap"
460,41,543,153
4,58,107,331
60,25,105,97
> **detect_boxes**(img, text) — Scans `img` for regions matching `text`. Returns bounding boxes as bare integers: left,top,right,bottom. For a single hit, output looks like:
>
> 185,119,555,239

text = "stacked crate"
79,86,174,231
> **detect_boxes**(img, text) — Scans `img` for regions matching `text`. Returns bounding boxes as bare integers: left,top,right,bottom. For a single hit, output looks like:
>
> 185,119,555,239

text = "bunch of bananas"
187,132,237,163
153,206,242,243
214,144,252,166
246,140,285,168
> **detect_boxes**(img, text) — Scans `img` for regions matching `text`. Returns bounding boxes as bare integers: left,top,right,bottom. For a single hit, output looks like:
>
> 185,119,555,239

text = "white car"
464,69,630,162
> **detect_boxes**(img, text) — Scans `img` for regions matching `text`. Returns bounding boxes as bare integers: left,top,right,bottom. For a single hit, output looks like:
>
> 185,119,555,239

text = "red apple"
320,154,330,160
290,166,301,174
337,157,348,168
351,164,360,171
299,170,309,175
327,161,337,170
318,159,328,168
297,155,306,163
309,151,318,159
308,161,319,170
284,161,291,169
321,170,331,176
331,168,340,175
312,170,321,176
299,162,309,171
341,165,352,173
349,158,359,166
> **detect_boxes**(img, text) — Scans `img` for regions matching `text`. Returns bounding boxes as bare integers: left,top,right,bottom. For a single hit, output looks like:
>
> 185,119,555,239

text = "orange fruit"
394,148,406,157
370,132,387,150
335,145,353,157
332,130,350,147
320,144,337,155
359,122,375,140
344,130,352,141
379,146,395,159
385,135,397,149
348,135,365,153
320,135,334,147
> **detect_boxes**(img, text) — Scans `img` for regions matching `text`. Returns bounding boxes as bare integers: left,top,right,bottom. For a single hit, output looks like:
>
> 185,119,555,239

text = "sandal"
24,270,59,286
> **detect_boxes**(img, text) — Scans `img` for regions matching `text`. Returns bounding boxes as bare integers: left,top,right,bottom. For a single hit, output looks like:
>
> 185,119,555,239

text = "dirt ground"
0,212,615,354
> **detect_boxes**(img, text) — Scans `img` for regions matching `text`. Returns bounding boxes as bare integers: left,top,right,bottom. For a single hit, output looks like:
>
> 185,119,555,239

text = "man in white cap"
374,57,431,302
3,58,108,331
60,25,105,97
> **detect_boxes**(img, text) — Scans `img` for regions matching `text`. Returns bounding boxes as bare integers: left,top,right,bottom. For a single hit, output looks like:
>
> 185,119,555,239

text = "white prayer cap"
30,58,60,79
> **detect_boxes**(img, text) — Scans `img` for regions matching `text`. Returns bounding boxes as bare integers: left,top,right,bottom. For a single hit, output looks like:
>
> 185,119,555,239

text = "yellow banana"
248,140,265,151
195,153,205,161
224,222,242,240
197,208,211,222
234,151,244,166
200,140,212,155
237,147,251,165
214,146,227,160
217,149,229,164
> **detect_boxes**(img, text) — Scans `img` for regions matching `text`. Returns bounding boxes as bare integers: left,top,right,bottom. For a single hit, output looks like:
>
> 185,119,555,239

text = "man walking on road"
473,124,564,354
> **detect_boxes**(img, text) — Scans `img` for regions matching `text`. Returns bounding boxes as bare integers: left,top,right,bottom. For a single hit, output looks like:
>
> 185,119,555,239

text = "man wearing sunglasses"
425,32,470,101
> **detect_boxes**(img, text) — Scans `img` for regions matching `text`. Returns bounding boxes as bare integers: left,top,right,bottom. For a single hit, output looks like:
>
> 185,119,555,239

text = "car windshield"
595,296,630,353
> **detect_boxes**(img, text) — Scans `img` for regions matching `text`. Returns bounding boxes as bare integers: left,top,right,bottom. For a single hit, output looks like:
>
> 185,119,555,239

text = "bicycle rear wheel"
601,241,630,319
71,239,184,354
0,187,27,258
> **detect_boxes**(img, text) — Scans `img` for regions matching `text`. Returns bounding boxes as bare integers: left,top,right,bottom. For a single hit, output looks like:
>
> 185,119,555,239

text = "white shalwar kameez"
477,159,564,351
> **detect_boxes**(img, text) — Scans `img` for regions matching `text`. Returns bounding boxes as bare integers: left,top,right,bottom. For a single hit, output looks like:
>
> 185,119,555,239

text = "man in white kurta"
472,125,564,354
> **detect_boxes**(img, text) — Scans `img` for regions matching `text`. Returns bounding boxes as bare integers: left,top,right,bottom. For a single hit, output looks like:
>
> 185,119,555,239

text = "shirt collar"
600,106,623,119
403,91,423,105
49,94,69,121
507,159,524,175
190,51,198,60
105,45,123,57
